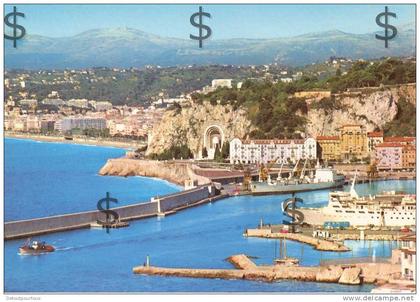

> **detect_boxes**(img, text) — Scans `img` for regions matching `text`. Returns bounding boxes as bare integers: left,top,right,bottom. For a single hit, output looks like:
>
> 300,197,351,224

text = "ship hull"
19,245,55,255
299,208,415,227
250,179,345,195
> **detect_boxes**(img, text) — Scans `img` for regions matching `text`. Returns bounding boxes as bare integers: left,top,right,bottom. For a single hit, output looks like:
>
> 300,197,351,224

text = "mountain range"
5,25,415,69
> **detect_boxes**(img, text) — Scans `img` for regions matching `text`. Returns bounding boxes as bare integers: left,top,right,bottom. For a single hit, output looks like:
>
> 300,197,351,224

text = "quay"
133,254,401,285
245,227,350,252
244,224,414,251
5,185,227,240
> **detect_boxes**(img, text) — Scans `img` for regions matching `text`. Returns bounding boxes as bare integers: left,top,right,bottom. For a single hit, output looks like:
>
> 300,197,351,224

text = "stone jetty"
245,228,350,252
133,254,401,285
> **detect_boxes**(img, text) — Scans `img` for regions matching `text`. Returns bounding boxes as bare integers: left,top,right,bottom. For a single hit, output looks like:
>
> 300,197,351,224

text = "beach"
5,131,146,150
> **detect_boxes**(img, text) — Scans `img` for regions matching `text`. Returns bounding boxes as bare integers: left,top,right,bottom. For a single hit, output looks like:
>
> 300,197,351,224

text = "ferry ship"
250,159,345,195
299,177,416,227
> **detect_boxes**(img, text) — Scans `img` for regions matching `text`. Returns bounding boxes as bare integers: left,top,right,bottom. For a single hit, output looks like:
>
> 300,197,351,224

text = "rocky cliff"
99,158,211,186
146,102,253,157
305,84,416,137
147,84,415,155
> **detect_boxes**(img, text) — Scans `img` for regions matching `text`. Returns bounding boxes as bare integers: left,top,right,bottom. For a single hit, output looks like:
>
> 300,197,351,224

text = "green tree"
221,141,230,159
201,147,208,158
213,146,223,162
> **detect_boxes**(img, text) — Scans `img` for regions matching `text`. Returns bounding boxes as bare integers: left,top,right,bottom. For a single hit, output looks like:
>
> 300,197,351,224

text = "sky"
4,4,416,40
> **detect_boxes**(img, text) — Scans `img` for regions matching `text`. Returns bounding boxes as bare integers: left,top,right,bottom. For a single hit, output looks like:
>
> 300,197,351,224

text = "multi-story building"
400,234,416,281
339,124,368,160
57,117,107,133
229,138,317,164
19,99,38,107
12,118,26,132
367,131,384,154
316,136,340,161
42,98,65,106
95,101,113,112
402,145,416,170
375,142,403,170
211,79,232,89
67,98,89,108
384,136,416,146
26,115,41,132
40,120,56,133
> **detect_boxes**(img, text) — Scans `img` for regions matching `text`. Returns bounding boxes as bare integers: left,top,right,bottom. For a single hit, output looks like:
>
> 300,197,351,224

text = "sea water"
4,138,416,292
5,138,180,221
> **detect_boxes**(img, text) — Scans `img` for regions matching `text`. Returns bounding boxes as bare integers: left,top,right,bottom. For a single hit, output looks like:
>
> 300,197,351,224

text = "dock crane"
288,159,300,180
259,158,279,183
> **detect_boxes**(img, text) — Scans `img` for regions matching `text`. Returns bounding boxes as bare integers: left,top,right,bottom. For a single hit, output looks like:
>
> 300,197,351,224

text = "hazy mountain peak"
5,26,415,69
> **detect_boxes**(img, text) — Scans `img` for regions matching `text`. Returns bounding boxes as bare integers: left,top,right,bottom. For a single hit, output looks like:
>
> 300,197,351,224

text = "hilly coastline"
6,26,415,69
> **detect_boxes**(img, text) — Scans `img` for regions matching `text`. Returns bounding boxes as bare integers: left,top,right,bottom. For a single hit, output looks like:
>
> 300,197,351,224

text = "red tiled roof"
384,137,415,143
316,136,340,140
376,142,403,148
367,131,384,137
243,139,306,145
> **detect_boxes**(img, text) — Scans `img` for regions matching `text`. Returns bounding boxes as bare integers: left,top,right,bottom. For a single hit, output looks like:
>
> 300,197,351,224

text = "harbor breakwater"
99,158,211,186
5,185,218,240
133,254,401,285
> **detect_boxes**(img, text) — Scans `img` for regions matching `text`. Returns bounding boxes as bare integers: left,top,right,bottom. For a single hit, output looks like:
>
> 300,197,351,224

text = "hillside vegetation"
192,58,416,138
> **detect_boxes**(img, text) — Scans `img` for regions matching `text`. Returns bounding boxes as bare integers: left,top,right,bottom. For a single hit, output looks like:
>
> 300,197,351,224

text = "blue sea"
5,138,181,221
4,138,416,293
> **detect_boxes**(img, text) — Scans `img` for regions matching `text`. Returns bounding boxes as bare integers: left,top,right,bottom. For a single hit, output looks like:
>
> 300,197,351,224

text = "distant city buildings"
211,79,232,89
56,117,107,132
229,137,317,164
67,98,89,108
201,78,233,94
19,99,38,107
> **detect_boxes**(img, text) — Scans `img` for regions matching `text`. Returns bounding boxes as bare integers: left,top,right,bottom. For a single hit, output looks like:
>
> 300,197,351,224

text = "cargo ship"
299,176,416,227
250,159,345,195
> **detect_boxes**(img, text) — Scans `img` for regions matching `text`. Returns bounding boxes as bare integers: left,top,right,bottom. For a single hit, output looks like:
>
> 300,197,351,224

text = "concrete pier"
245,228,350,252
133,254,401,285
5,185,225,240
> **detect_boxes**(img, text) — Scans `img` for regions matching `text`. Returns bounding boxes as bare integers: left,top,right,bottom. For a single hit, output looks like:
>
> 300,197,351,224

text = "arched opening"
203,125,224,159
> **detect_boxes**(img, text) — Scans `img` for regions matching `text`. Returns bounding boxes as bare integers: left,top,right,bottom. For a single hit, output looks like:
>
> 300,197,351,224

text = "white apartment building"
229,137,317,164
400,234,416,282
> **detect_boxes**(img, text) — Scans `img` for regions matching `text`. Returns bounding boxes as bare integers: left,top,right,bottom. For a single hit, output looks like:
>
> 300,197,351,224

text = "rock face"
338,267,361,285
147,84,415,156
99,158,211,186
146,101,253,157
305,85,416,137
316,265,343,282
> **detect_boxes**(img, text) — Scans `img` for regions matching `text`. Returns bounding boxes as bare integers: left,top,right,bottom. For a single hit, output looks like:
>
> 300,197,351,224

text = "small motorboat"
19,239,55,255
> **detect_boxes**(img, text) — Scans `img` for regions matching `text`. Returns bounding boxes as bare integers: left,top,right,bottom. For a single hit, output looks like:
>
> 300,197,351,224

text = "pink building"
375,142,403,170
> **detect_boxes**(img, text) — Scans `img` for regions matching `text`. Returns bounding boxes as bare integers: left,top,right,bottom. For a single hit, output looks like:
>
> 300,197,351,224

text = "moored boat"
299,176,416,227
251,159,345,195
